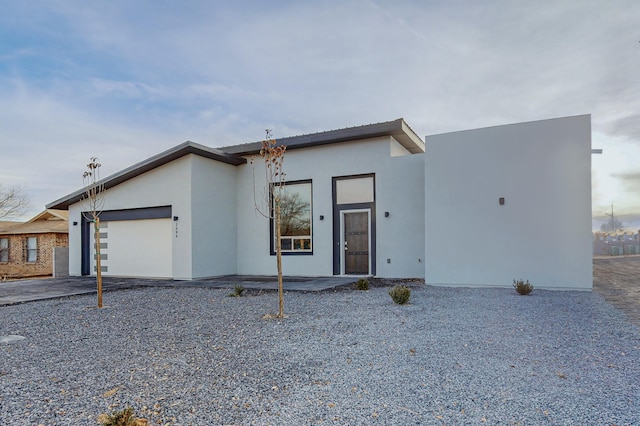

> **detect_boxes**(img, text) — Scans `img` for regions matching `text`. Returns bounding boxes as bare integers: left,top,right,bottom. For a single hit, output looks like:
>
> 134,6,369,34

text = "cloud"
1,0,640,218
611,172,640,199
88,78,167,99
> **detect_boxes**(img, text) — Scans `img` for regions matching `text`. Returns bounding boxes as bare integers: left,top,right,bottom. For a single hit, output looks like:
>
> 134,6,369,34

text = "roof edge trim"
46,142,246,210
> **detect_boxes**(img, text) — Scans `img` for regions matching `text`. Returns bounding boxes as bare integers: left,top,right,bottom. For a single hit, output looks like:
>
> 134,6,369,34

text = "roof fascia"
222,118,425,155
46,142,246,210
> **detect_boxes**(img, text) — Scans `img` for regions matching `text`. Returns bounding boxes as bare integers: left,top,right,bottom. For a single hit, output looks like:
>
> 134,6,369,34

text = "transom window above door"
272,180,312,254
336,176,374,204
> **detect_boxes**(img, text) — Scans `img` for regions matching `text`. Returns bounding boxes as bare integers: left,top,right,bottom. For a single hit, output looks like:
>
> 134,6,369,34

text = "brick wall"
0,233,68,279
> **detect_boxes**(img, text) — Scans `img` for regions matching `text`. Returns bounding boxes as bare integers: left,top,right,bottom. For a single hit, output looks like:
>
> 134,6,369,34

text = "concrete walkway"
0,275,358,306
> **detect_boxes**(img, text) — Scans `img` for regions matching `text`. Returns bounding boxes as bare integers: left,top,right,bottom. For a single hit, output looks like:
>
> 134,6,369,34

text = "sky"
1,0,639,226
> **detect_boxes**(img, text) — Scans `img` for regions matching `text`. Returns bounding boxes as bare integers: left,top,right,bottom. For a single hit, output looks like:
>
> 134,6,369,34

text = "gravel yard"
1,284,639,425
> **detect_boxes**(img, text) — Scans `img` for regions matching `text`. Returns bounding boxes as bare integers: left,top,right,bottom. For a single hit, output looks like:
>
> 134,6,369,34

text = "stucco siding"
235,136,425,278
190,155,239,278
424,115,592,290
68,155,193,278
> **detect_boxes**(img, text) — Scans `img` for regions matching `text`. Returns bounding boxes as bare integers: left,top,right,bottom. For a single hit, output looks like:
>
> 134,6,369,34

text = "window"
26,237,37,263
0,238,8,262
272,181,312,253
336,176,374,204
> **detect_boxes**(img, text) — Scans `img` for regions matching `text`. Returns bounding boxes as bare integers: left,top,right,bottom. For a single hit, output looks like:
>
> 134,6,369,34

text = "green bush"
389,285,411,305
228,284,245,297
356,278,369,290
513,279,533,295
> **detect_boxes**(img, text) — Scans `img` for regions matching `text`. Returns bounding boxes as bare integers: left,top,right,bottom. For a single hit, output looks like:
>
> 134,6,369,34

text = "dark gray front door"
344,211,369,274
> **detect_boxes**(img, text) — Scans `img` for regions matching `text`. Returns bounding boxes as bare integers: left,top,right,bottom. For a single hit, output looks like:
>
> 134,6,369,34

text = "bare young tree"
0,184,30,220
252,130,287,318
81,157,106,308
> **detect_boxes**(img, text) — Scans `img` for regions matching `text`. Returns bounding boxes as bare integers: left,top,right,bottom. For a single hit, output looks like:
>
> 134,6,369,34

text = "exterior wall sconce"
384,212,390,218
319,215,324,220
173,216,179,221
499,197,505,205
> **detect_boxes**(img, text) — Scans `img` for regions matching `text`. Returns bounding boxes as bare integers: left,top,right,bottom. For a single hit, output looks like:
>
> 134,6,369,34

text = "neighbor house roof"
0,221,20,233
47,141,246,210
0,209,69,235
28,209,68,223
222,118,425,155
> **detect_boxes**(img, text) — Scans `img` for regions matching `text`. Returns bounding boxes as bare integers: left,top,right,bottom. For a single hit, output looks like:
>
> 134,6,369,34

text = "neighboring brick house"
0,209,69,279
593,230,640,256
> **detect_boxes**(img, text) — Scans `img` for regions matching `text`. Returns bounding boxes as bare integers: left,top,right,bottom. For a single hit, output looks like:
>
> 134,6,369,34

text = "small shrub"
513,279,533,295
98,407,147,426
228,284,245,297
356,278,369,290
389,285,411,305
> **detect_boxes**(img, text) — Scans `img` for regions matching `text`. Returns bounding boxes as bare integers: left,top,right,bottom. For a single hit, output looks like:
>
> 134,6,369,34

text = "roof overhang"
221,118,425,156
47,141,246,210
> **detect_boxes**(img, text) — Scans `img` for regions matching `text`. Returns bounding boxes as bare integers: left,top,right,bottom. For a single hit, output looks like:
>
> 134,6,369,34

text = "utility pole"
605,203,615,232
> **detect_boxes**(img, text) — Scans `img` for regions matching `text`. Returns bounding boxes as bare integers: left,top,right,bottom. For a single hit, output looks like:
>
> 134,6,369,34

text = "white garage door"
100,218,172,278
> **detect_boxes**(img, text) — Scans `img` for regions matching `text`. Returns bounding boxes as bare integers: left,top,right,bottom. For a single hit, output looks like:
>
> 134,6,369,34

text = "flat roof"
222,118,425,155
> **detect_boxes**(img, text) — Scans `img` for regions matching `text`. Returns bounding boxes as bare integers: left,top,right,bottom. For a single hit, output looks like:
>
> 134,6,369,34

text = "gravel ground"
1,284,639,425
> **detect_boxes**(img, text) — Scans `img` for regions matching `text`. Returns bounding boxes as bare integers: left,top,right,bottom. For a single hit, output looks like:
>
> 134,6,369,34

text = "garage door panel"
99,219,172,278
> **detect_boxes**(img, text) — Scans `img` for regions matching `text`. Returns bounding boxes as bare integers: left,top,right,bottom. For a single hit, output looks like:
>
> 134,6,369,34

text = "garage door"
97,218,172,278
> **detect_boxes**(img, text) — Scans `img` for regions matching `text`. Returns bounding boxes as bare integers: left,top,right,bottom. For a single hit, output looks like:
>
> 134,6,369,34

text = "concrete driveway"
0,275,358,306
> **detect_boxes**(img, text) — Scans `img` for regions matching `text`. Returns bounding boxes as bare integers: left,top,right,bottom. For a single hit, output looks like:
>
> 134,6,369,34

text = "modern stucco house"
47,114,593,290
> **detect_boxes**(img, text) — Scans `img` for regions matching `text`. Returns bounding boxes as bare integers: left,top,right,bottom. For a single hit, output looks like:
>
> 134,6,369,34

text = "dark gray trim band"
96,206,172,222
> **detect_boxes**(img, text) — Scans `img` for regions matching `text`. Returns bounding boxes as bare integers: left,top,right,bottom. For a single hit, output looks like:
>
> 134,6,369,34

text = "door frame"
340,208,372,275
332,174,376,276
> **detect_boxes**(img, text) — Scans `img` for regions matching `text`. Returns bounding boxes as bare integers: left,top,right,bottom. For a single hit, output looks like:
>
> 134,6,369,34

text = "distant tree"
0,184,30,219
81,157,106,308
600,218,624,232
279,191,311,236
602,204,624,232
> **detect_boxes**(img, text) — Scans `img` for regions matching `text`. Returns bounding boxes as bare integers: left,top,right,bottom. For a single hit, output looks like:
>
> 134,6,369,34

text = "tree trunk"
94,216,103,308
276,202,284,318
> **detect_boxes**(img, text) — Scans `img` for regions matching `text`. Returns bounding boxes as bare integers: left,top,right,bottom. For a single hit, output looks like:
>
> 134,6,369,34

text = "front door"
343,211,370,274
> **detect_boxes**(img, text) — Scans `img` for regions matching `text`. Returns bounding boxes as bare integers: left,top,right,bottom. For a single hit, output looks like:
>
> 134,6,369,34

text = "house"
0,209,69,279
593,230,640,256
47,114,593,290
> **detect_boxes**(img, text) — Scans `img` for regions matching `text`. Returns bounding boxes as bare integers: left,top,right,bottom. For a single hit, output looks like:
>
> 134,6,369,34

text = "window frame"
25,236,37,263
270,179,313,256
0,238,8,263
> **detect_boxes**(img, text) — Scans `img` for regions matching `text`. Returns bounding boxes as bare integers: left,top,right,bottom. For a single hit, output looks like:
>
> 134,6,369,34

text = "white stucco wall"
190,155,239,278
67,154,240,279
424,115,592,290
69,155,194,278
235,136,425,278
